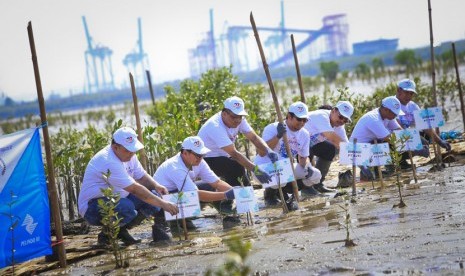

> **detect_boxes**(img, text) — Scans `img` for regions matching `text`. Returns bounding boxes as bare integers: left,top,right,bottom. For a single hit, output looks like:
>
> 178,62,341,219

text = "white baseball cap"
288,101,308,118
113,127,144,153
381,96,405,116
224,96,248,116
398,79,417,93
335,101,354,122
181,136,210,155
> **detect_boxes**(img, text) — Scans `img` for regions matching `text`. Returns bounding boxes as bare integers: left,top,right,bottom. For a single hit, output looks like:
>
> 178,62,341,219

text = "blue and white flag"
0,128,52,268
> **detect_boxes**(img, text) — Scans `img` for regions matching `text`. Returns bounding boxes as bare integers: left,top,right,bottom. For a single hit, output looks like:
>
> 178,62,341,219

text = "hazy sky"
1,0,464,101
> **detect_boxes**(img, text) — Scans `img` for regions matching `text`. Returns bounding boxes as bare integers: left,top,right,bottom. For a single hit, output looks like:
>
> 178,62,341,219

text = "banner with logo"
339,142,371,166
163,191,201,221
0,128,52,268
233,187,259,214
393,129,423,152
413,107,444,130
257,158,295,189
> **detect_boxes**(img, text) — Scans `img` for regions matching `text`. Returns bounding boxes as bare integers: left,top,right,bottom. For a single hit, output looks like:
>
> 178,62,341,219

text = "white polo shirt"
254,121,310,165
78,145,146,217
350,108,401,143
198,111,253,157
153,153,219,192
304,109,349,147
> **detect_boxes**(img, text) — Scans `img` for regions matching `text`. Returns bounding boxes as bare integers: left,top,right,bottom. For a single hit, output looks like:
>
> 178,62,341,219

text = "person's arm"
124,183,178,215
136,173,169,195
244,130,270,157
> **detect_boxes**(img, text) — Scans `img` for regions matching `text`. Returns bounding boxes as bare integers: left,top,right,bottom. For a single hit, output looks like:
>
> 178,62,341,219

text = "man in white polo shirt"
395,79,451,165
255,102,321,209
303,101,354,195
78,127,179,246
153,136,236,228
350,96,404,180
198,96,278,187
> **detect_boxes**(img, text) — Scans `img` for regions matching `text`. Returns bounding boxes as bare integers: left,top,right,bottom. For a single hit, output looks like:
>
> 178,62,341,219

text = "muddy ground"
3,142,465,275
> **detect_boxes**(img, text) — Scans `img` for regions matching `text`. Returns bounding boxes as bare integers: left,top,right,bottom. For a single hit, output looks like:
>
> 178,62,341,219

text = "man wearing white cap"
255,102,321,209
350,96,404,180
302,100,354,194
395,79,451,163
154,136,236,228
198,96,277,187
78,127,179,246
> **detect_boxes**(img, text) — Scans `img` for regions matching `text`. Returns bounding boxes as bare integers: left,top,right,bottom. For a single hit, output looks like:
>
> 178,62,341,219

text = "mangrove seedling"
339,192,357,247
388,134,408,208
205,235,252,276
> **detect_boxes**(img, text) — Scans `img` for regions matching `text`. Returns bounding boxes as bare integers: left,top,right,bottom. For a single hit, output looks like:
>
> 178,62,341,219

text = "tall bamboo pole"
146,70,155,106
452,42,465,132
291,34,305,103
250,12,300,205
427,0,443,167
27,22,67,268
130,73,148,170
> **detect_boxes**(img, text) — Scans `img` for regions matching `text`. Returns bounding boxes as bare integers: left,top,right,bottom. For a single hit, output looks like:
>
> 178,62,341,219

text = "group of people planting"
77,78,451,246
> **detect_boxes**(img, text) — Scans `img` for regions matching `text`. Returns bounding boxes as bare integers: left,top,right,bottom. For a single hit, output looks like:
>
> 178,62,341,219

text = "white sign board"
413,107,444,130
368,143,391,167
163,191,201,221
257,158,295,189
233,187,259,214
393,128,423,152
339,142,371,166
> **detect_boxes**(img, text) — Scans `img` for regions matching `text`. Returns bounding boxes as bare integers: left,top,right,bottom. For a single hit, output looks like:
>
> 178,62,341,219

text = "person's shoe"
169,218,197,232
337,170,353,188
285,195,299,211
97,230,109,246
152,224,171,243
300,186,324,197
118,227,141,246
209,200,236,215
399,160,412,170
313,183,336,193
264,188,280,207
222,215,241,229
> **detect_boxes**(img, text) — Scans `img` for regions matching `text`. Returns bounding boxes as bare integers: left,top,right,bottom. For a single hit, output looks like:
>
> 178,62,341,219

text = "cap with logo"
381,96,405,116
335,101,354,122
398,79,416,93
181,136,210,155
224,96,248,116
113,127,144,153
288,101,309,118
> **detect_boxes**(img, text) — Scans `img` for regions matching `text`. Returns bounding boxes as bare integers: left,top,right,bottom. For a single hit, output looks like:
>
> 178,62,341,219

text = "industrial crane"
81,16,115,93
123,17,150,88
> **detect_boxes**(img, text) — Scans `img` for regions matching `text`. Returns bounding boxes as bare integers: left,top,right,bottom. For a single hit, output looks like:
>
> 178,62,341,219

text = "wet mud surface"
5,143,465,275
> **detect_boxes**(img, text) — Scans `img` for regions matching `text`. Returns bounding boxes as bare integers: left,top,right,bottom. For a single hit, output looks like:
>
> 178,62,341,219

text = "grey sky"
1,0,464,101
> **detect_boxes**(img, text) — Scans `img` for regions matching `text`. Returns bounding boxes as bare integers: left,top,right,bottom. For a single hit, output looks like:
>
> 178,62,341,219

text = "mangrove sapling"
388,135,408,208
98,179,128,268
339,192,356,247
205,235,252,276
1,191,20,274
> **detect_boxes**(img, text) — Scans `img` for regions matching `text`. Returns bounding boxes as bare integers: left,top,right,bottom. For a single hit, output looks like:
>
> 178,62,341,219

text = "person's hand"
254,166,272,184
225,189,235,200
276,122,286,139
155,185,169,195
162,200,179,216
305,166,314,179
267,150,279,163
438,139,451,151
413,146,430,158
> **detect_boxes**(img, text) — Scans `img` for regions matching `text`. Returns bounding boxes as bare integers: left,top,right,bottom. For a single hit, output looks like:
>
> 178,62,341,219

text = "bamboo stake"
27,21,67,268
250,12,300,205
408,151,418,183
427,0,443,168
374,140,384,188
291,34,305,103
145,70,156,106
452,42,465,132
129,73,148,170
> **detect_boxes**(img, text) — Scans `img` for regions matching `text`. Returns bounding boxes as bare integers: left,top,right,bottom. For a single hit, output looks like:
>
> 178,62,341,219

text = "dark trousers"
204,156,250,187
310,140,336,161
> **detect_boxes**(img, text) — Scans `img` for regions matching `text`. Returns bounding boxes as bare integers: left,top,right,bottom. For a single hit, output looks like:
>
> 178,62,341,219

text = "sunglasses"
188,150,204,159
291,113,308,123
226,110,243,120
336,109,349,123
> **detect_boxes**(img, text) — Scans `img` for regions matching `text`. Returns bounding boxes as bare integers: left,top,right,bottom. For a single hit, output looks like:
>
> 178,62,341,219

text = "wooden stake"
452,42,465,132
374,140,384,188
407,151,418,183
351,139,357,196
145,70,156,106
129,73,148,170
250,12,300,204
27,21,67,268
291,34,305,104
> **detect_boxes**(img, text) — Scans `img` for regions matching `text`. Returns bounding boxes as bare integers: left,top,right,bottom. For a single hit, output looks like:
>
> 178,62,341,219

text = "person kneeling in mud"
255,102,321,210
153,136,238,231
78,127,179,247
